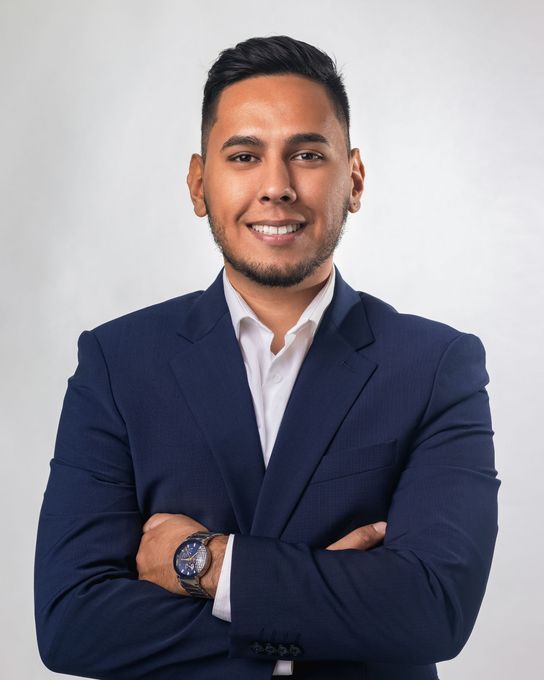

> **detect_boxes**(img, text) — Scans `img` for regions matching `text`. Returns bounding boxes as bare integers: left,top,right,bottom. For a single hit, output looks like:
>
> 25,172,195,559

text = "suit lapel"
169,270,265,535
169,266,377,538
251,267,377,537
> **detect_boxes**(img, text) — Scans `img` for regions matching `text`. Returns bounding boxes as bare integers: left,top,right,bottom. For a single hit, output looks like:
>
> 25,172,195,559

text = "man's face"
188,73,364,287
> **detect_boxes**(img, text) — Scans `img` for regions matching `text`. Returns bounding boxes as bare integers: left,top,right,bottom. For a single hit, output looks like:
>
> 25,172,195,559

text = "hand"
326,521,387,550
137,513,224,597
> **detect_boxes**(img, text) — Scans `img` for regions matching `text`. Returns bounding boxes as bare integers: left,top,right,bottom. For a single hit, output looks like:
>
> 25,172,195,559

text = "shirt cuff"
273,660,294,675
211,533,234,621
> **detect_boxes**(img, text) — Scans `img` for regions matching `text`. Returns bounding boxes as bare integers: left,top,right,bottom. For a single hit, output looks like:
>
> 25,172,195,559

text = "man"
34,35,500,679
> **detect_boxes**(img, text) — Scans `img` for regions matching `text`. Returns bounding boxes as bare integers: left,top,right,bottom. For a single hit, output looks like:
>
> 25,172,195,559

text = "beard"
203,195,350,288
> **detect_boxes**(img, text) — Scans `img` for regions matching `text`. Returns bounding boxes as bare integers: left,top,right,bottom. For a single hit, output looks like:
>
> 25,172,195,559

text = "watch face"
174,540,208,578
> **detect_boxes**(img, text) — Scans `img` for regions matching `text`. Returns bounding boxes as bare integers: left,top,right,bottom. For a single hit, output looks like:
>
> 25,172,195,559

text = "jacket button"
250,641,264,654
264,642,278,655
289,644,303,657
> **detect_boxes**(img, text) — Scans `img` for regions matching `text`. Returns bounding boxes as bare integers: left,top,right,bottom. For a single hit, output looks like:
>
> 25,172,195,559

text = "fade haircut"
201,35,351,162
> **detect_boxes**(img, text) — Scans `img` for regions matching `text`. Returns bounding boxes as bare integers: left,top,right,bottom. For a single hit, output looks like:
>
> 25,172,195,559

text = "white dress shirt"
211,265,336,675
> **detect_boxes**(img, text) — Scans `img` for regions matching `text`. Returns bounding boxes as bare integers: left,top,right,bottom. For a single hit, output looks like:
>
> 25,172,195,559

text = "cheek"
207,174,254,217
319,194,349,231
297,169,347,207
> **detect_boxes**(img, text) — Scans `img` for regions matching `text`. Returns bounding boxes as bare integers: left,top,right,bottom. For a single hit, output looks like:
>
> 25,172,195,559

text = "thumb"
372,521,387,535
326,520,387,551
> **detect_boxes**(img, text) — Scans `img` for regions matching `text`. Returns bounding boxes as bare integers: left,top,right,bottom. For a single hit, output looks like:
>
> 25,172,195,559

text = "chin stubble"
203,195,350,288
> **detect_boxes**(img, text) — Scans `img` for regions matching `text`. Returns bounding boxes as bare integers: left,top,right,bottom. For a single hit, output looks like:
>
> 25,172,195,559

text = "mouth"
246,223,306,235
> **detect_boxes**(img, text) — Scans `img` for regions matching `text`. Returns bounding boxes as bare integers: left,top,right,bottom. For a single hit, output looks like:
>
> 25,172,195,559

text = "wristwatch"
173,531,225,598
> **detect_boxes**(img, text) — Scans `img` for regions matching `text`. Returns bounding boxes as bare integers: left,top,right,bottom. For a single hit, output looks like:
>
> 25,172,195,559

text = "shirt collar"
223,265,336,342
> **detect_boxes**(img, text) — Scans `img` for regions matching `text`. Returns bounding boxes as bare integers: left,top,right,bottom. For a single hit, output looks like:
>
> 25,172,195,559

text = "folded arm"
35,330,500,674
34,330,261,679
227,333,500,665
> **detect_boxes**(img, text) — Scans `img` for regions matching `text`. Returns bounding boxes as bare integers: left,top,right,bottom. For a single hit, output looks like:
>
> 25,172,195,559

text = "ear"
186,153,207,217
348,148,365,213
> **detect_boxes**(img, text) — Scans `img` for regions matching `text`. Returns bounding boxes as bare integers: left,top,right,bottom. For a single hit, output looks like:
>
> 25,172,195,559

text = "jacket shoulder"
358,290,478,346
88,290,204,341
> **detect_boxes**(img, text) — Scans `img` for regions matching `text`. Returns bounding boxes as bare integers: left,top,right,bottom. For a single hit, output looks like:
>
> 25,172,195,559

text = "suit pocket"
309,440,397,485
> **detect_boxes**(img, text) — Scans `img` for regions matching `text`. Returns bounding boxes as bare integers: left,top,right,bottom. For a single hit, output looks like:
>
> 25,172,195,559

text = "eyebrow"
220,132,331,152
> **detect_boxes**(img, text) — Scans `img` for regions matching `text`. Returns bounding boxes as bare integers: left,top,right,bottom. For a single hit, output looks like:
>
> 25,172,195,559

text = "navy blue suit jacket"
34,265,500,679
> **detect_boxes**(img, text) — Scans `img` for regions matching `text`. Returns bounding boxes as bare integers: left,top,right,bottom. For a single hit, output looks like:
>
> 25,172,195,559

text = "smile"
248,223,305,234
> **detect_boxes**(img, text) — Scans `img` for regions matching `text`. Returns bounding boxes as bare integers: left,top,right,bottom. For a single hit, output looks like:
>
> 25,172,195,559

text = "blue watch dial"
174,540,208,577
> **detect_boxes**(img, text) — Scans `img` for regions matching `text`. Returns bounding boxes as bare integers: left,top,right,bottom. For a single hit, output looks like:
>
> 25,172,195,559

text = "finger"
326,524,381,550
142,513,174,533
326,521,387,550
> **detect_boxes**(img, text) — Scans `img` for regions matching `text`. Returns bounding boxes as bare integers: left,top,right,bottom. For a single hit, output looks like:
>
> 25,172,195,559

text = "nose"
258,159,297,204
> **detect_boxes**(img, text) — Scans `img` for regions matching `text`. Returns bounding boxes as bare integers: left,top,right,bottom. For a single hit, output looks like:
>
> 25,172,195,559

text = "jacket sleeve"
34,330,235,679
228,332,501,666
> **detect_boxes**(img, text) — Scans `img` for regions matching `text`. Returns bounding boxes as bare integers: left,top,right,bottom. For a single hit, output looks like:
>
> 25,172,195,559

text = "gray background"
1,0,542,677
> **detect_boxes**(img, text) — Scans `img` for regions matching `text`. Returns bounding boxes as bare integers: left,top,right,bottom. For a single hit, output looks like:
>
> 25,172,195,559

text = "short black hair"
201,35,351,161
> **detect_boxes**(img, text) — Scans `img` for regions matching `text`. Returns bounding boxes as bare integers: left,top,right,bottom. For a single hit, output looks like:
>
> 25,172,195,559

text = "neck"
224,260,333,335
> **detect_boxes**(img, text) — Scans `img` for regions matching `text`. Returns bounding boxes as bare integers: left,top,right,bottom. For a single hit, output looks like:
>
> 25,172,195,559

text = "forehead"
210,74,342,145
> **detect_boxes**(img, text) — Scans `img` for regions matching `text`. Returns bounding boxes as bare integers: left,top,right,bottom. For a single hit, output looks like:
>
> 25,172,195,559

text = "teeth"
250,223,303,234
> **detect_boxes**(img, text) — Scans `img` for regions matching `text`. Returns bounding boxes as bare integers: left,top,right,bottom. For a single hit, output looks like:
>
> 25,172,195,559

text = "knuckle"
357,526,376,546
355,526,370,542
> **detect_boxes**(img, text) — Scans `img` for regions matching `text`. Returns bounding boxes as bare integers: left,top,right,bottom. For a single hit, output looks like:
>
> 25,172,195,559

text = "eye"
229,154,257,163
293,152,324,161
